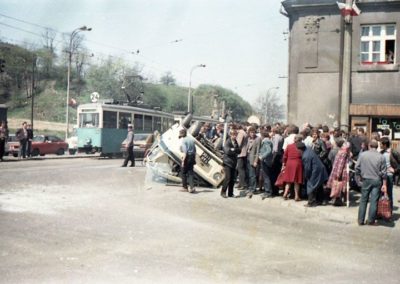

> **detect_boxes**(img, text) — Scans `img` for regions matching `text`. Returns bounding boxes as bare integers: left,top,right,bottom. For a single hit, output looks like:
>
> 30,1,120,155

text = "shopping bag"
275,171,285,187
377,195,392,220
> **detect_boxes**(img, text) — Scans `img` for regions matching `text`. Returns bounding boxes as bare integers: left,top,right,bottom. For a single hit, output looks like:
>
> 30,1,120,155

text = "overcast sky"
0,0,288,106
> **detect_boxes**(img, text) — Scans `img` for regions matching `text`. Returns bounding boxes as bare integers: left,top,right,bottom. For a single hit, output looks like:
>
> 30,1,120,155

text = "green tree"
84,56,126,102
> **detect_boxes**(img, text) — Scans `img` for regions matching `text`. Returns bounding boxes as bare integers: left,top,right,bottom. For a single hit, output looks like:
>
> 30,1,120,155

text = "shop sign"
371,117,400,140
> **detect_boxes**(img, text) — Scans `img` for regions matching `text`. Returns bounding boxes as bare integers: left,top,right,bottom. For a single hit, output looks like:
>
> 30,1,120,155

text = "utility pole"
31,56,36,129
187,64,206,114
339,0,354,133
66,26,91,140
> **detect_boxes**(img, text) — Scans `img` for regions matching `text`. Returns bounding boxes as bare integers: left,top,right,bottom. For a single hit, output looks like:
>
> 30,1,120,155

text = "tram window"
144,115,153,132
162,118,168,131
103,111,117,128
79,113,99,128
134,114,144,131
119,112,132,129
153,116,161,131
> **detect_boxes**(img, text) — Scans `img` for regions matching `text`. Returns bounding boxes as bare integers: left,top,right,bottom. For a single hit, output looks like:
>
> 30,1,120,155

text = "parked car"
5,134,20,157
31,135,68,156
120,133,153,159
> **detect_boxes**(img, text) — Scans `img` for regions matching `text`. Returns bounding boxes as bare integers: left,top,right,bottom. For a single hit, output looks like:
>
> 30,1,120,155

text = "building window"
360,24,396,64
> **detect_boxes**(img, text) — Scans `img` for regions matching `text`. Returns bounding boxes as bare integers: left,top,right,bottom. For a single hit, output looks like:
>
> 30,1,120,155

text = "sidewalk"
254,186,399,226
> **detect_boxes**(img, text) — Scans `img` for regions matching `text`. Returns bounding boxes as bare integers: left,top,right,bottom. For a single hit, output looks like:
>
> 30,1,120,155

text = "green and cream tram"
76,102,176,156
76,102,220,157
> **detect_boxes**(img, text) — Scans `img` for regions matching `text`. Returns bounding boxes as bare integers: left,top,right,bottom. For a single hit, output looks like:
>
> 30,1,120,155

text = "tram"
76,101,219,157
0,104,7,123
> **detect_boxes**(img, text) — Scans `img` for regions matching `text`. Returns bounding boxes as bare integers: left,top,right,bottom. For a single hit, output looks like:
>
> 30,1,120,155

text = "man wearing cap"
122,124,135,167
179,128,196,193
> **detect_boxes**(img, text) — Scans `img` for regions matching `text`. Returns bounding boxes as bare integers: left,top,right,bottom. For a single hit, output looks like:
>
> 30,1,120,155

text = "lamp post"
187,64,206,113
66,25,91,139
264,86,279,124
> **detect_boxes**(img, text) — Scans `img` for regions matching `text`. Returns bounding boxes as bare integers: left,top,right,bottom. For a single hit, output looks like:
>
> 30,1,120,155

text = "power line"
0,12,189,79
0,12,60,33
0,22,46,39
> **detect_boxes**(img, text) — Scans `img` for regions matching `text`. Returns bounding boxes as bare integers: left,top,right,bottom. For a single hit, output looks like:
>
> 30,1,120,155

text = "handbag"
377,194,392,220
275,170,285,187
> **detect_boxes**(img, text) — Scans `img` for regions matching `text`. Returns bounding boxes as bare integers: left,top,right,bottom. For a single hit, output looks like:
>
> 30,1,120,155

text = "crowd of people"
180,121,400,226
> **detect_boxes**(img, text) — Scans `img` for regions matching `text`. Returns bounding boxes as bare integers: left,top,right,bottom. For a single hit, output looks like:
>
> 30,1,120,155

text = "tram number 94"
200,152,211,165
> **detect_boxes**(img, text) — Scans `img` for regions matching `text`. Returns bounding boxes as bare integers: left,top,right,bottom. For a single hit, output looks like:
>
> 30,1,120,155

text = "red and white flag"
337,1,361,16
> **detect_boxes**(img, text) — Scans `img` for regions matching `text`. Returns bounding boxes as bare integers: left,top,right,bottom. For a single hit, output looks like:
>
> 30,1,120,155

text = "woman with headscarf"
326,142,351,206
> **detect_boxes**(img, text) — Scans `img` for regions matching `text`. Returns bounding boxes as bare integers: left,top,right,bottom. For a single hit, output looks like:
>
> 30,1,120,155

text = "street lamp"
187,64,206,113
66,25,92,139
264,86,279,124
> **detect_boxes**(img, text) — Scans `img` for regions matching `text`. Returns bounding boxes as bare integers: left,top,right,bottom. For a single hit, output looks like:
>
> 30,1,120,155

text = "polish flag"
337,1,361,16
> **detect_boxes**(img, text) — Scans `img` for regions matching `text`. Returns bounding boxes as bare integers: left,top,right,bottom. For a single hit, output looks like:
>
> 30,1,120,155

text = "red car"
31,135,68,156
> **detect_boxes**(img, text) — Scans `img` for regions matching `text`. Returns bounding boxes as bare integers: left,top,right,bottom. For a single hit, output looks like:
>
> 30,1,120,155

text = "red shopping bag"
377,195,392,220
275,171,285,187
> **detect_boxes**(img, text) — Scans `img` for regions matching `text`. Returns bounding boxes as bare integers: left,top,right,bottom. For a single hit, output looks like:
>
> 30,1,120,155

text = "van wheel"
57,148,65,155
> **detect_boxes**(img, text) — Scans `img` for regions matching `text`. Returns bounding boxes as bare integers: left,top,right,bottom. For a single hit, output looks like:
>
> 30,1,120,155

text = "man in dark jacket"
26,123,33,158
16,121,28,159
259,129,274,199
122,124,135,167
296,142,328,207
221,129,241,198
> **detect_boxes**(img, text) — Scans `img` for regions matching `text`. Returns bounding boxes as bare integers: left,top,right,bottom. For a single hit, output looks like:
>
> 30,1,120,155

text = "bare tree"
253,90,285,124
40,28,57,78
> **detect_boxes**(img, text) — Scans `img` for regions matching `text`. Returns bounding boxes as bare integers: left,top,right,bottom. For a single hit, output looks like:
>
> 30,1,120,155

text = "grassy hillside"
7,80,253,126
1,41,253,125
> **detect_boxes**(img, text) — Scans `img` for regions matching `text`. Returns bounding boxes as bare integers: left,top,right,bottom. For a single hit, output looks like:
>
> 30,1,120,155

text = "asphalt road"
0,158,399,284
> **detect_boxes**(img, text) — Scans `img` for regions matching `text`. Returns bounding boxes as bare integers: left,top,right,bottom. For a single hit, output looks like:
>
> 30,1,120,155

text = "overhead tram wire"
0,12,59,33
0,12,189,78
0,22,48,39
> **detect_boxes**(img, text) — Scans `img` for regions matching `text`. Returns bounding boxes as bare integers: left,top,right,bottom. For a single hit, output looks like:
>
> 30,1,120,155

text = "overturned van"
145,114,225,188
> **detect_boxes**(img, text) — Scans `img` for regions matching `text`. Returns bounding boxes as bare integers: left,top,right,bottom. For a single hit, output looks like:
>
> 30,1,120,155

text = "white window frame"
360,24,396,64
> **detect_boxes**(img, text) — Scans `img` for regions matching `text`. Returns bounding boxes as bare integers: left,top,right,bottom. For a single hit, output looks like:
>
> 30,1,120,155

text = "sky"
0,0,289,106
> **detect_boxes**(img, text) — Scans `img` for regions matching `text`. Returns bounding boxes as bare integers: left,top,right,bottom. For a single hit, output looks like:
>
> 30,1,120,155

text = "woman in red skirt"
281,134,303,201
